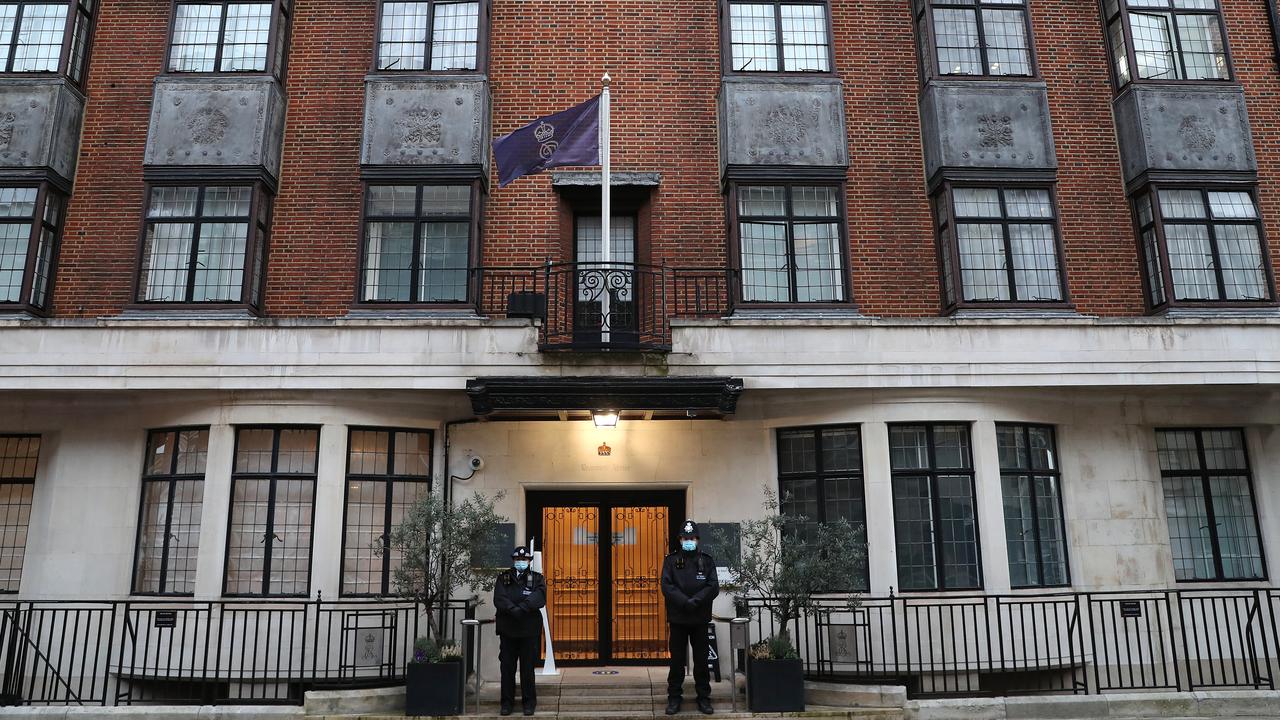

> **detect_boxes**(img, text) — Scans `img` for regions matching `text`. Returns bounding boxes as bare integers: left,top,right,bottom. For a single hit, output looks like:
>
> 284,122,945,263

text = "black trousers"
498,633,539,708
666,622,711,701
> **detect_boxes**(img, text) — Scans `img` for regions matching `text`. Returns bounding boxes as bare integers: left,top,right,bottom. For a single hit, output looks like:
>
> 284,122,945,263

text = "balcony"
474,262,729,352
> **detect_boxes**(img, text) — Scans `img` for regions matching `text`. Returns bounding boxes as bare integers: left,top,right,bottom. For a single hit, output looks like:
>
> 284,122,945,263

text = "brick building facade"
1,0,1280,707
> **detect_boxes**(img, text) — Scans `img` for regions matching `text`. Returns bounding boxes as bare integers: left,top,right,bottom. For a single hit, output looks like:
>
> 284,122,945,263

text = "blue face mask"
681,540,697,552
513,561,529,572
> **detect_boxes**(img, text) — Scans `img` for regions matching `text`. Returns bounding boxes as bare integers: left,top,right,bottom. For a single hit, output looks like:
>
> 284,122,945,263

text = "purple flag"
493,95,600,187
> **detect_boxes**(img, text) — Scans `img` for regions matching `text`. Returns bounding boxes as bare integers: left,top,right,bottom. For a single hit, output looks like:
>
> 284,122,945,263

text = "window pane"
1034,475,1067,585
1175,13,1227,80
1159,189,1206,219
367,185,417,216
166,479,204,594
419,221,469,302
140,223,195,301
1003,189,1052,219
234,428,275,473
890,426,930,470
958,222,1010,301
738,185,786,217
348,430,390,475
149,187,200,218
1207,192,1257,219
0,6,17,66
1130,12,1178,80
778,430,816,474
793,222,843,302
938,475,980,588
729,3,778,72
420,185,470,215
192,221,248,301
932,425,970,469
780,3,828,72
0,436,38,593
343,479,387,595
935,8,981,75
780,477,818,520
982,8,1031,76
170,3,223,72
1208,475,1264,580
1108,18,1132,85
202,186,252,217
387,481,428,589
268,478,314,595
1214,224,1267,300
1010,223,1062,301
379,1,428,70
1161,475,1214,581
278,429,318,473
12,3,68,72
740,221,788,302
220,3,272,72
1165,224,1218,300
1002,474,1037,587
0,436,39,482
1142,227,1166,306
893,475,937,590
792,186,837,218
225,477,270,594
1200,429,1246,470
953,188,1001,217
1156,430,1201,471
430,1,478,71
134,482,171,593
392,431,431,476
363,222,414,302
29,222,55,308
821,427,861,473
996,425,1028,470
1028,426,1056,470
0,221,32,304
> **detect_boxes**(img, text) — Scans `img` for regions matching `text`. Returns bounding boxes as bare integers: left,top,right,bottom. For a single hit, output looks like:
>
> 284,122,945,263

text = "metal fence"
0,596,474,706
741,588,1280,698
473,263,731,351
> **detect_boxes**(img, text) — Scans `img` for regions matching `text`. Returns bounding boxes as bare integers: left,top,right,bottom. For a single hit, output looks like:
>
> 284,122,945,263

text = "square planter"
405,660,464,716
747,656,805,713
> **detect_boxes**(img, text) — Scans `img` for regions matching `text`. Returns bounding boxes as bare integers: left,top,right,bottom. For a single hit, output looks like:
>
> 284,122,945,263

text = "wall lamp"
592,410,620,428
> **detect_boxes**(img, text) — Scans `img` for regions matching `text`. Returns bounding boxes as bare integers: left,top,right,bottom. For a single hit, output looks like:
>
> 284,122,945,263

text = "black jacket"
660,550,719,626
493,568,547,637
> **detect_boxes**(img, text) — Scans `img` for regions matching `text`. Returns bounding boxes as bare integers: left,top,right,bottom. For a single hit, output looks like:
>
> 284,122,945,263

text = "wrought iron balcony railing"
474,262,731,351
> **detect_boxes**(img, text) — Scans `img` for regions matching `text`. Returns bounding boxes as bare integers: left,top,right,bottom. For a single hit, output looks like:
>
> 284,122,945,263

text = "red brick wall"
46,0,1280,318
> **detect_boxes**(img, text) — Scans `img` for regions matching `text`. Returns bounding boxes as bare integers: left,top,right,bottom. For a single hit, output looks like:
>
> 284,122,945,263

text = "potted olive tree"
719,488,864,713
386,489,506,716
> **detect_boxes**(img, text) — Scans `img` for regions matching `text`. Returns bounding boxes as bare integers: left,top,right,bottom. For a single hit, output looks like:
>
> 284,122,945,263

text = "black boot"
499,702,513,716
697,697,714,715
665,697,681,715
523,701,536,716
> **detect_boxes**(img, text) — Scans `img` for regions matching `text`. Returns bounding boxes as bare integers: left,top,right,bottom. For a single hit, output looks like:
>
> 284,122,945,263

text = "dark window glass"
890,423,980,590
133,428,209,595
0,1,93,81
169,1,287,74
727,1,829,72
1104,0,1229,85
225,427,318,596
343,429,432,596
776,426,868,591
1134,187,1271,307
137,184,271,306
361,184,472,303
1156,429,1264,582
0,185,64,311
925,0,1033,76
997,424,1068,588
937,186,1064,306
0,435,38,593
377,0,479,71
737,184,845,303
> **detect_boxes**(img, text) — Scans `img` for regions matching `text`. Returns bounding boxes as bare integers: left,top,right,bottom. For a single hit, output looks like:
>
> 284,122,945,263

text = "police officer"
660,520,719,715
492,546,546,716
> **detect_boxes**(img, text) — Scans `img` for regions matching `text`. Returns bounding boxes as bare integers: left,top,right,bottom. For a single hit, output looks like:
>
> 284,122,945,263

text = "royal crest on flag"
493,95,601,187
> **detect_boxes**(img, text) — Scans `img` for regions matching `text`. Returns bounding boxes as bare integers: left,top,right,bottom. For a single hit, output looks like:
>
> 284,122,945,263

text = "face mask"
681,540,697,552
513,561,529,572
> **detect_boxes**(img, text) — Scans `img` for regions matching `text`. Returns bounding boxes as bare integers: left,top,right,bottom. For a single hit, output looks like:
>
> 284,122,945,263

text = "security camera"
468,456,485,472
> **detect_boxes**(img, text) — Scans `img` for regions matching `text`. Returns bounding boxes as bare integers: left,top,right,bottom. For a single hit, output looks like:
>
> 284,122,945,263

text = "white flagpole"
600,73,612,342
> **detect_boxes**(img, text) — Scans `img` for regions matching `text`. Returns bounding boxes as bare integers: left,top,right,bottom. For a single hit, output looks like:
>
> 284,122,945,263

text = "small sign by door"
1119,601,1143,618
706,623,722,682
153,611,177,629
355,629,385,668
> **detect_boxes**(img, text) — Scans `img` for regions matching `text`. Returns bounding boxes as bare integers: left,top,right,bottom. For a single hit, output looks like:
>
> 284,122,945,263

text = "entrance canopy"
465,376,744,420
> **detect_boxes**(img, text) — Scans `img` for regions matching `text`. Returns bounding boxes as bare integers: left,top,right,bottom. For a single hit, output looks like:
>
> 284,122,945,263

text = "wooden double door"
527,490,685,664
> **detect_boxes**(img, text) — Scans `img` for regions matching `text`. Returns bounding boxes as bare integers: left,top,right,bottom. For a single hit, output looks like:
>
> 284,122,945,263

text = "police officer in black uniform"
660,520,719,715
492,546,547,716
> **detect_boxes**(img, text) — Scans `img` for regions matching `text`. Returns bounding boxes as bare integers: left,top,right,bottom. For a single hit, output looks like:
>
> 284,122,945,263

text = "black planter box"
405,660,464,716
747,657,805,713
506,291,547,319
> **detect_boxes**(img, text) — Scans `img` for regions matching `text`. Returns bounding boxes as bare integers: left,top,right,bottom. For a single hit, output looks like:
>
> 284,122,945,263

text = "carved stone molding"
0,79,86,181
718,78,848,174
1112,84,1256,186
144,76,286,180
918,80,1057,186
361,76,490,169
